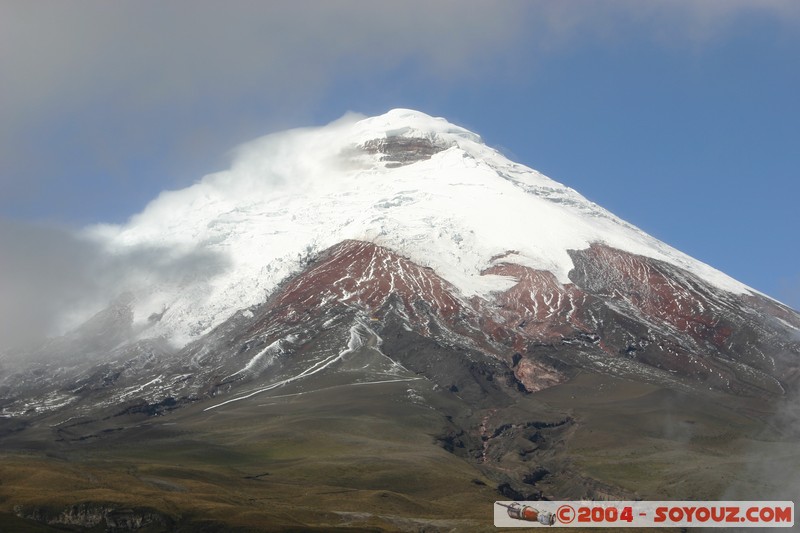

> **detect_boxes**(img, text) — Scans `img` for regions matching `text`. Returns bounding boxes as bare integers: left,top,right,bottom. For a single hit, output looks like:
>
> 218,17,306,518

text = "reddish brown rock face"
361,137,450,167
245,239,798,397
513,357,563,393
572,244,734,348
269,239,465,326
566,244,799,393
245,240,571,392
483,262,590,340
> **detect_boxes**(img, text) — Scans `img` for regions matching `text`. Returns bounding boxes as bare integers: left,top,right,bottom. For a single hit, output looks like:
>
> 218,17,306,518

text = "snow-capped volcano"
85,109,755,347
3,111,800,526
6,107,796,410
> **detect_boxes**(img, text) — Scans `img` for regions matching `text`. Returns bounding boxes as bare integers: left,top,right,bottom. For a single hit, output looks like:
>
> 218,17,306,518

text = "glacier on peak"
79,109,754,347
350,108,483,144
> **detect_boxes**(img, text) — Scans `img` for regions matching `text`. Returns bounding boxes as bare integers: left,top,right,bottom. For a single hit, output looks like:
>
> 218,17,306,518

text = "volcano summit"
1,110,798,531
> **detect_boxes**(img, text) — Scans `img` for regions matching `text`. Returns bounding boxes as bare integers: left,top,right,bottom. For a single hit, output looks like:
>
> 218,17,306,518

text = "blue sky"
1,1,798,310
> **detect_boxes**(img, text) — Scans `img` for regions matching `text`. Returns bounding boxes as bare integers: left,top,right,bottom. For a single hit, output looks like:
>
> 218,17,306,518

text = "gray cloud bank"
0,218,229,351
0,1,530,217
2,1,799,219
0,219,97,348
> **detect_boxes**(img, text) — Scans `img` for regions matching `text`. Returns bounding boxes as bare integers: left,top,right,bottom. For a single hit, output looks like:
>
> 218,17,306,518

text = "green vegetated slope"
0,364,794,531
1,379,498,531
